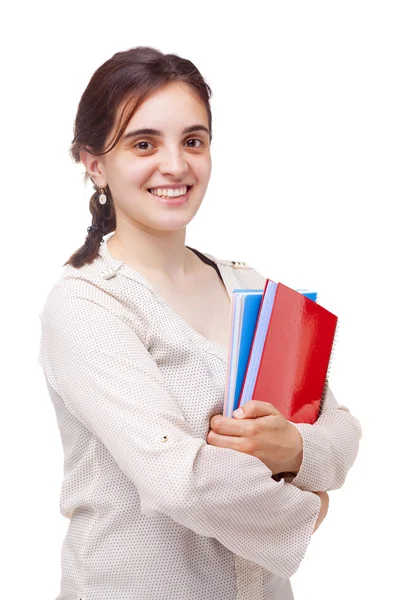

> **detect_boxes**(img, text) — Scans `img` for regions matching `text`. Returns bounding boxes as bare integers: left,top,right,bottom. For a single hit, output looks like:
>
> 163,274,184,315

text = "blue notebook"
223,288,318,418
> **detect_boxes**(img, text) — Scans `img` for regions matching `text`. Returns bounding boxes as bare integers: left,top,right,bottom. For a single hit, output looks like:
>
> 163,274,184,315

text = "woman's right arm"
39,285,323,580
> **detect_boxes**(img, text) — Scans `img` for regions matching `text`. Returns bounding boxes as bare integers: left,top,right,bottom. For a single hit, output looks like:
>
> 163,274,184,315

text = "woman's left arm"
278,385,363,492
207,384,363,493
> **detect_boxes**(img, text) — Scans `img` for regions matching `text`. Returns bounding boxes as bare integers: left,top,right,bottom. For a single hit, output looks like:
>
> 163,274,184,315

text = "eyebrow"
121,124,210,141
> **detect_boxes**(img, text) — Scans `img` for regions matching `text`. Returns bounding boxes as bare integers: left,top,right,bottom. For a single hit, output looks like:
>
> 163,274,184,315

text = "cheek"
115,158,151,187
192,155,212,182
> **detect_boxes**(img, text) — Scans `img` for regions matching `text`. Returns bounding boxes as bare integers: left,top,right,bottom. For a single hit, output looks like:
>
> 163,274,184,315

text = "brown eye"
185,139,203,148
134,141,154,152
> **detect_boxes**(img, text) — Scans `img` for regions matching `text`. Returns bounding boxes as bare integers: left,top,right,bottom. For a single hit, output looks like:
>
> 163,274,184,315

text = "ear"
80,148,107,188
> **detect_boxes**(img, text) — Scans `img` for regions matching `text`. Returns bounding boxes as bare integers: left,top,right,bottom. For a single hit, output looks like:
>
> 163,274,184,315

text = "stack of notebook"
223,280,338,424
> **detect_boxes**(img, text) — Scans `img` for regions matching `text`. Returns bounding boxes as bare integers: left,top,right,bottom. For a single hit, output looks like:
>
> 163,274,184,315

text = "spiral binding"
316,318,340,420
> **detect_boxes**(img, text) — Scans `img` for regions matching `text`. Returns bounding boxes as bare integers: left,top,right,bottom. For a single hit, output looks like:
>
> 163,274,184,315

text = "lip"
148,186,192,206
149,184,192,190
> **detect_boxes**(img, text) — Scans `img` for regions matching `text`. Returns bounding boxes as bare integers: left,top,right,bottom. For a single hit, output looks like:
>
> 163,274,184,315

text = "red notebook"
238,281,338,424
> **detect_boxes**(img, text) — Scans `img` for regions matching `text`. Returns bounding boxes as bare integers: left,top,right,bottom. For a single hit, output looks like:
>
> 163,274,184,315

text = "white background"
2,1,399,598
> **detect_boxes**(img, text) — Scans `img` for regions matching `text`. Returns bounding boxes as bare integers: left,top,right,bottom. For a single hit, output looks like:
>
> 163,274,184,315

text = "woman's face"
94,81,212,234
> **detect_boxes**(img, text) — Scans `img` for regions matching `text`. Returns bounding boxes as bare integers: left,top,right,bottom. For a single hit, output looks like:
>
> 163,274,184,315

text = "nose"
158,146,189,179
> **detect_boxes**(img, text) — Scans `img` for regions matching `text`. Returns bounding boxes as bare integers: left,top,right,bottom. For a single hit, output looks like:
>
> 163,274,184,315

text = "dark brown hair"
64,46,213,268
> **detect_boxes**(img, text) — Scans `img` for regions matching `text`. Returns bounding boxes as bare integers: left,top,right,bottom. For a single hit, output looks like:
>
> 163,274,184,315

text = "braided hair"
63,183,116,267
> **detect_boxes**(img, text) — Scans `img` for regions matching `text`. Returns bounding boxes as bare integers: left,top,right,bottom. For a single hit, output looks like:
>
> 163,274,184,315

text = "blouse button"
232,261,248,268
100,268,117,280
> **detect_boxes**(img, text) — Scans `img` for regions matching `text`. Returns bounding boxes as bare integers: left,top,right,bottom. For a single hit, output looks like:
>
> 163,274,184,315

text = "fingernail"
233,408,244,417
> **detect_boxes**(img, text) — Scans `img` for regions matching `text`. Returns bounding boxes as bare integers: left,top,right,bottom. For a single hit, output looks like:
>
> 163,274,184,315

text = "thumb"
233,400,278,419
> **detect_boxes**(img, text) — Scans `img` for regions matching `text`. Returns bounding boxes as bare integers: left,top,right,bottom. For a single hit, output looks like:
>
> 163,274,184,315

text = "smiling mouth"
147,185,193,205
147,185,193,197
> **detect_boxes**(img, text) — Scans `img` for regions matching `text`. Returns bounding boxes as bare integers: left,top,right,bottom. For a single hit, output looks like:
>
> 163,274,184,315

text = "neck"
106,224,196,285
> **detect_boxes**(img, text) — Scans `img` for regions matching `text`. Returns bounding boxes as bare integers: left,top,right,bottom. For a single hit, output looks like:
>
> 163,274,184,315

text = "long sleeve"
39,287,322,579
282,385,363,492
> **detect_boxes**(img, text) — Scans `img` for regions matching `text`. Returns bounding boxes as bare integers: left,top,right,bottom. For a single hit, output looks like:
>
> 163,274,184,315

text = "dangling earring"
98,187,107,205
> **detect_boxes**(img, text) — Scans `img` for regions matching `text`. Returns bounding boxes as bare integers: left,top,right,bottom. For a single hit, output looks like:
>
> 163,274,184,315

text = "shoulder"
39,252,147,342
201,250,267,289
40,254,116,308
200,251,250,269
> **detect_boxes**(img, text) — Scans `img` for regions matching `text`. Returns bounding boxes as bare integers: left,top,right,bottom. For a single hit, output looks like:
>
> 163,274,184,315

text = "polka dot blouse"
38,235,362,600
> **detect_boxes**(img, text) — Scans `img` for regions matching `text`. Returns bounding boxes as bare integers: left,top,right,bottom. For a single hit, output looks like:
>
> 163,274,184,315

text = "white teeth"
150,186,188,198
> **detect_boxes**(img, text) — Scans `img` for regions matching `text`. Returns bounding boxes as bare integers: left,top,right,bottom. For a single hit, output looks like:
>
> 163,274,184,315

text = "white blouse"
38,235,362,600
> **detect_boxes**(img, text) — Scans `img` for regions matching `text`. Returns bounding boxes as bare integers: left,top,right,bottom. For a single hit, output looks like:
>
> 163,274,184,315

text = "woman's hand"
207,400,304,476
312,491,330,533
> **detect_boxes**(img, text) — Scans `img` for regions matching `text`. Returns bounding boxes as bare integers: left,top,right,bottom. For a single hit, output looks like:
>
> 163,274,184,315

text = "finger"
234,400,279,419
207,430,246,452
210,415,250,437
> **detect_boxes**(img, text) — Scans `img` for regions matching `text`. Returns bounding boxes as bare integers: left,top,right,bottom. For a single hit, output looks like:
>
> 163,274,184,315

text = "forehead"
123,81,208,131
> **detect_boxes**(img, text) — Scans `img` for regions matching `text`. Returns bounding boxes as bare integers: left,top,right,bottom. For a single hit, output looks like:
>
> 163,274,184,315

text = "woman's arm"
39,283,322,579
277,386,363,491
312,491,330,532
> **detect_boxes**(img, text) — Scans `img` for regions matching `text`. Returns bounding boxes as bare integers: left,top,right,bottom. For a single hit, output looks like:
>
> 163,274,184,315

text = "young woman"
38,46,362,600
